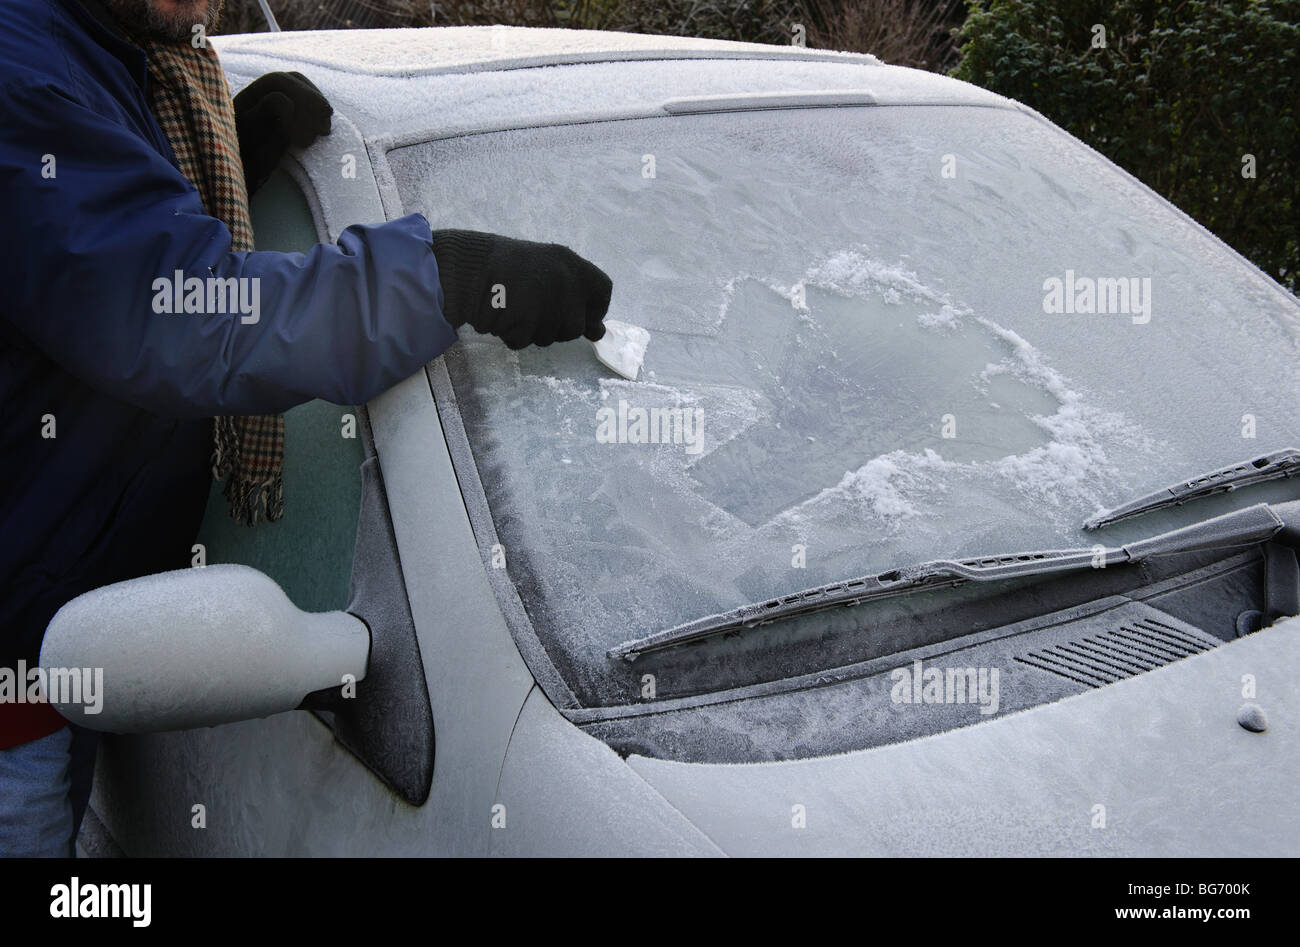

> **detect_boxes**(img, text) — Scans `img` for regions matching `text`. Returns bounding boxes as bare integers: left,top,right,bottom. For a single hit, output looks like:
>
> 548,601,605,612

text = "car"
43,25,1300,857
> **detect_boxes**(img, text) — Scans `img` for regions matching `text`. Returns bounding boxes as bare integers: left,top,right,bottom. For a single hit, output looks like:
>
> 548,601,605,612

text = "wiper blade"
1084,448,1300,531
606,502,1284,662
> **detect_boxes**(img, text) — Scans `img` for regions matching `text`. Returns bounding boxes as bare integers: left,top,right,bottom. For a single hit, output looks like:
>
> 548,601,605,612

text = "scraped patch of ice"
595,377,765,459
974,316,1150,507
469,242,1158,648
538,374,582,394
801,250,964,312
917,303,965,330
779,448,953,524
755,248,1154,523
791,248,976,332
805,250,937,300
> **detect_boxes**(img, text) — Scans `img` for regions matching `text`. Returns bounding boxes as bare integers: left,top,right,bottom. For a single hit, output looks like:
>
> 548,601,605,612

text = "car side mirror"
38,564,369,732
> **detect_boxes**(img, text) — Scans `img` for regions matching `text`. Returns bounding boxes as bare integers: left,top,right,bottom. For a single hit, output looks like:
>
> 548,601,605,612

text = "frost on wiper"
607,503,1286,662
1084,448,1300,531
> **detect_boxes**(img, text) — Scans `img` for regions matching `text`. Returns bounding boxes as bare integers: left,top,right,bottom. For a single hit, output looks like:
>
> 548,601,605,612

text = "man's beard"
103,0,225,43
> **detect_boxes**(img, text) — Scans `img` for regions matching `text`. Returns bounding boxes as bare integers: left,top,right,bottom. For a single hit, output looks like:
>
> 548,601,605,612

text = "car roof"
212,24,884,77
212,26,1020,141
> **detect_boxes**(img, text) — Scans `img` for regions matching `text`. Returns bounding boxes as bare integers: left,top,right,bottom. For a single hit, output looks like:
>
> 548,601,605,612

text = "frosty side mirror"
38,564,369,732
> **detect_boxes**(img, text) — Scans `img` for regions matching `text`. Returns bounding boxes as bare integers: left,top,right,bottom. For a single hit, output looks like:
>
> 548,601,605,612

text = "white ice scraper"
591,320,649,380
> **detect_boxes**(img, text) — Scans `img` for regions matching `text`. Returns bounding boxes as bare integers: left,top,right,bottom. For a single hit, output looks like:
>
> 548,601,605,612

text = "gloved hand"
431,230,612,348
233,71,333,196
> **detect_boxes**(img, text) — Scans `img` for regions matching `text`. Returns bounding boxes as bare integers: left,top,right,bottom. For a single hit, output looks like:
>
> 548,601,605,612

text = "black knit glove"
431,230,612,348
233,71,333,196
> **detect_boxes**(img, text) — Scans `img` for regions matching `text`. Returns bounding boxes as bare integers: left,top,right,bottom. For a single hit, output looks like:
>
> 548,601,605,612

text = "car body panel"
212,24,885,78
625,621,1298,856
491,687,724,857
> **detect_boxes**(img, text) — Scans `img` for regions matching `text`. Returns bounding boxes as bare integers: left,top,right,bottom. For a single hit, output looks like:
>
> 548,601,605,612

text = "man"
0,0,613,856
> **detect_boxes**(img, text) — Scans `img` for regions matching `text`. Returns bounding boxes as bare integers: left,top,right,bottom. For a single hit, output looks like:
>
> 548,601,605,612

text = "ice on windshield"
389,106,1300,704
449,248,1152,647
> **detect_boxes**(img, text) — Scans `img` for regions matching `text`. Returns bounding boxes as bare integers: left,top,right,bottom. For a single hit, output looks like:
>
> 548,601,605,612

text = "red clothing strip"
0,700,67,749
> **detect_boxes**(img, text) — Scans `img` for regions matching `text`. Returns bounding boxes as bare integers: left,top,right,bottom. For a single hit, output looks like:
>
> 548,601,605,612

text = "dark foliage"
953,0,1298,290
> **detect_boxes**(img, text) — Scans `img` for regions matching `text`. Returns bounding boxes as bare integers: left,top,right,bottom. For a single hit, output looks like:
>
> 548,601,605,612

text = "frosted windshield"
388,106,1300,699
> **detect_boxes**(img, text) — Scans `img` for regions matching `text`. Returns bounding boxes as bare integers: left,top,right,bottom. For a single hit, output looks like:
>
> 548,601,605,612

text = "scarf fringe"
212,415,285,525
218,472,285,526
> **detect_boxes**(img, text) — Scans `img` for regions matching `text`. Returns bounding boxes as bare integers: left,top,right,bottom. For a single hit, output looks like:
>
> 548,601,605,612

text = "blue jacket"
0,0,457,668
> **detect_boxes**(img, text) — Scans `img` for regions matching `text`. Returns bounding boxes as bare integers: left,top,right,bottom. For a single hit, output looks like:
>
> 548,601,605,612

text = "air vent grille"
1015,617,1221,688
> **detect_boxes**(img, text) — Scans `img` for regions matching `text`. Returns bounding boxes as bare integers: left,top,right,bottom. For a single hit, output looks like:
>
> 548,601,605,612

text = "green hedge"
953,0,1298,292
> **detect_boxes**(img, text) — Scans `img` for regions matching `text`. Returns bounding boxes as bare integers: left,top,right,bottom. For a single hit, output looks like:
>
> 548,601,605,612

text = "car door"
84,169,433,855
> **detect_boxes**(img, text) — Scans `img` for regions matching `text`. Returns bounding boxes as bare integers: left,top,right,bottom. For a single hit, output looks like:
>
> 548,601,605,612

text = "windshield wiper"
1084,448,1300,531
606,502,1288,662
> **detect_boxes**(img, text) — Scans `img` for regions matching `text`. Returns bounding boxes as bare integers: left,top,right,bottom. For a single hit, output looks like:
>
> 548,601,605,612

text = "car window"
388,106,1300,706
194,169,363,613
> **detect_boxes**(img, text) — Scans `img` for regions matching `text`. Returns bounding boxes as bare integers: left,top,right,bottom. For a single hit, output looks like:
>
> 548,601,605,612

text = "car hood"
624,617,1299,856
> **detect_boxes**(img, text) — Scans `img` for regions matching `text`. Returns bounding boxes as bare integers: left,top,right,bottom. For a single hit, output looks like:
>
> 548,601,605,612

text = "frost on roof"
214,31,1005,141
212,25,880,78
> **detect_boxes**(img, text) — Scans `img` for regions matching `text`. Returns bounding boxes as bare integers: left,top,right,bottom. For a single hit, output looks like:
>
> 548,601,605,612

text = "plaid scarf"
133,34,285,526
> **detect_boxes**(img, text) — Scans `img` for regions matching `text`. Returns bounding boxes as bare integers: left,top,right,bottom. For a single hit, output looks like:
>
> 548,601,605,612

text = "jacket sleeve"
0,79,457,419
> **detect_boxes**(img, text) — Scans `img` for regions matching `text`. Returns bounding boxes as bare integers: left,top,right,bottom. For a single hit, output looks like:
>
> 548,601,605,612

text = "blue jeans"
0,725,100,857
